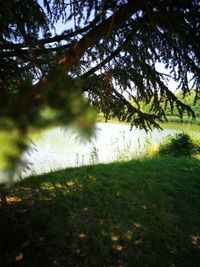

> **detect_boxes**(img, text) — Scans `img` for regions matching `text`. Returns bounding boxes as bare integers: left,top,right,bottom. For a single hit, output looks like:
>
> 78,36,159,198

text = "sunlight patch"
5,196,21,203
191,235,200,248
40,183,54,190
113,244,123,251
15,252,23,261
66,180,83,191
111,234,119,242
133,222,142,228
79,232,86,239
134,239,143,245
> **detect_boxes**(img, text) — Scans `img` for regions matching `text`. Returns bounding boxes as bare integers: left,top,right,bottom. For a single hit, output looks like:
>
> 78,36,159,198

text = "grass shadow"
0,156,200,266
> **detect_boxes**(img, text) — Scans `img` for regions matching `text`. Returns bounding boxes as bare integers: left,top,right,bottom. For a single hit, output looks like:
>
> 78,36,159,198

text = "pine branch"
81,34,132,79
0,10,103,51
59,0,144,68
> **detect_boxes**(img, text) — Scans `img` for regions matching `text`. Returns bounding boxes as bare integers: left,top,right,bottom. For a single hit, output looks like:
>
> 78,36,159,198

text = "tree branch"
111,83,161,129
81,34,132,79
0,11,103,51
59,0,144,68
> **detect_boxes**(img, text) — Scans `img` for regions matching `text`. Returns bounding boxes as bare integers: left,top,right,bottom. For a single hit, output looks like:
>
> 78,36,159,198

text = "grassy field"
160,121,200,133
167,116,200,125
0,156,200,266
97,114,200,133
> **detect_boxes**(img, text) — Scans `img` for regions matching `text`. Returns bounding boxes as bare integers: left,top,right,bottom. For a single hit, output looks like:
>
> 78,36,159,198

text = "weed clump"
158,132,200,157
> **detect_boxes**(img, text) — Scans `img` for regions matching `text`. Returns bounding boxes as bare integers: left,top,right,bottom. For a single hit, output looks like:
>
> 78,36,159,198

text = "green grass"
166,116,200,125
97,114,200,133
0,156,200,266
160,122,200,132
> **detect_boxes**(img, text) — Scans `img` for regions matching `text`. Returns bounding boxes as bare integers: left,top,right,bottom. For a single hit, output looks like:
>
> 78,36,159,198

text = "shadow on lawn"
0,157,200,266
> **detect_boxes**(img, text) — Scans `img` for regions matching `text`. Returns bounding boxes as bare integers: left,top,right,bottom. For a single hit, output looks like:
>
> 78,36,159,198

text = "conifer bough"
1,0,200,133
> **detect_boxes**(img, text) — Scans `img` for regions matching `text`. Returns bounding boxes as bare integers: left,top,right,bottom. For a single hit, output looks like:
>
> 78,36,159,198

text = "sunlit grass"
160,121,200,133
97,114,200,132
0,156,200,266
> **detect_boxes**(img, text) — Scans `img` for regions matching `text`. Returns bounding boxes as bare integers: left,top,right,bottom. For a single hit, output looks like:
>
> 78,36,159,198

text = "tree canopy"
1,0,200,136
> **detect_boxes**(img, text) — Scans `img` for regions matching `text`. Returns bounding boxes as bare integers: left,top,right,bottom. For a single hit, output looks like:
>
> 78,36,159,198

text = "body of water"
22,123,176,175
0,123,178,182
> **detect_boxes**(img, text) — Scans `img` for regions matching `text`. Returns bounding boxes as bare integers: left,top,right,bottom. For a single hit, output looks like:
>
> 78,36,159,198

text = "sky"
155,63,179,92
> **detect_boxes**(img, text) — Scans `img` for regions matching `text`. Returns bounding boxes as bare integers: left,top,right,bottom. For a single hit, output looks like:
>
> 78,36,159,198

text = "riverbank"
0,156,200,266
0,119,199,172
97,114,200,132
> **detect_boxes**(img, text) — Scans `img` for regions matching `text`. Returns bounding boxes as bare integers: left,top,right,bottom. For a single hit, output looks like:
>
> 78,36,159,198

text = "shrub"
158,132,200,157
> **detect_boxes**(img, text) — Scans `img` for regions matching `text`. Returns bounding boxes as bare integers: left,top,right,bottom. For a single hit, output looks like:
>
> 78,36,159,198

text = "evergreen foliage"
1,0,200,167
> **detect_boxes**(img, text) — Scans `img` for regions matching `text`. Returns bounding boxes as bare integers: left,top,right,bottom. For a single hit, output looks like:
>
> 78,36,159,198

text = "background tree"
0,0,200,168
